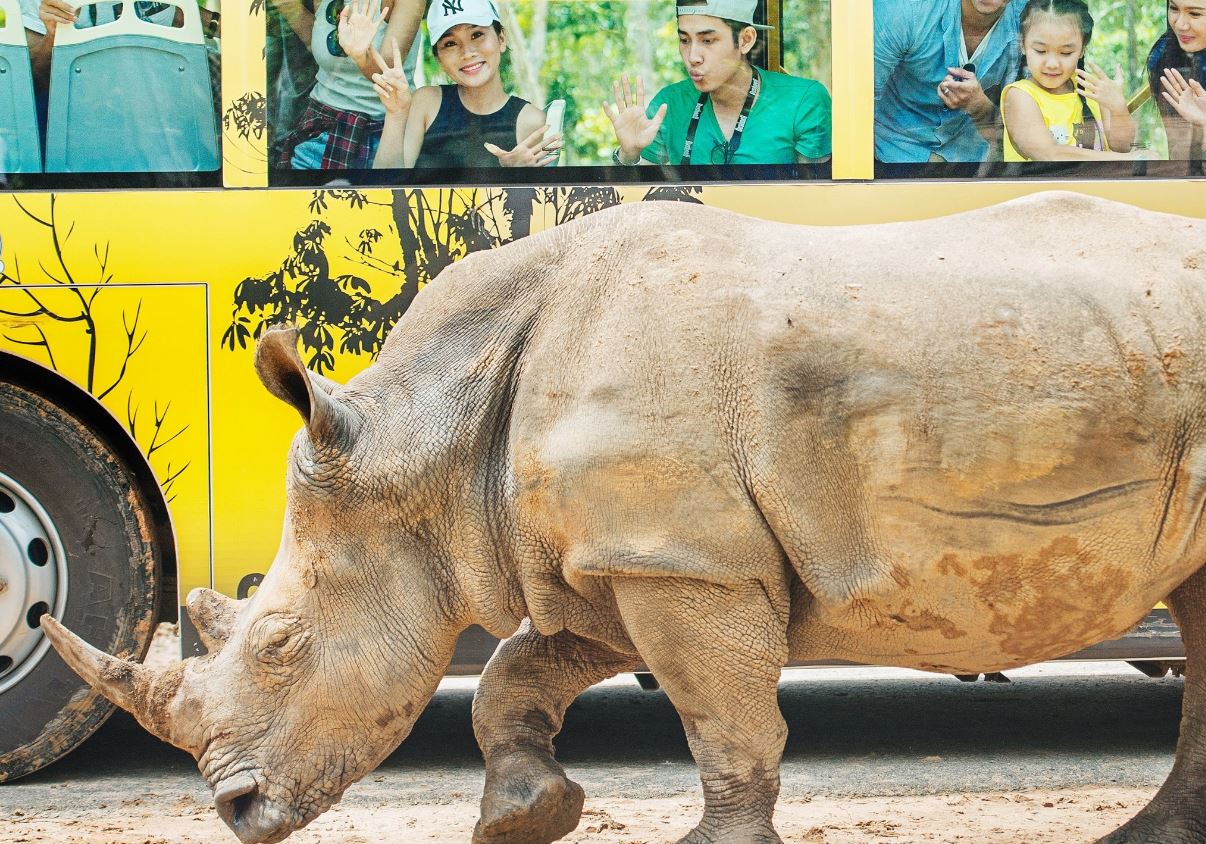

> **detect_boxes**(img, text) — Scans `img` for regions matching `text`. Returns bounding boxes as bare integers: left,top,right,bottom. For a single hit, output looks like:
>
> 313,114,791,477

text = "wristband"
612,147,638,166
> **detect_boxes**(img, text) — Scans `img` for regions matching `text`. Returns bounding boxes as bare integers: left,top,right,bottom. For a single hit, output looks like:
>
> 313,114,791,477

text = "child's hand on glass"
603,74,668,164
338,0,389,67
1162,68,1206,128
484,126,564,167
1076,61,1126,114
370,40,411,117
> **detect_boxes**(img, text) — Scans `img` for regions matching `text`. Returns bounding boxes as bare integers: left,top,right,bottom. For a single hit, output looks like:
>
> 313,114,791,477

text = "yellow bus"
0,0,1201,781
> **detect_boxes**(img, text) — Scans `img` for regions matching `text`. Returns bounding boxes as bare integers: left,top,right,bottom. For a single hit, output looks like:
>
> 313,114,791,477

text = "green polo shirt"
641,69,831,165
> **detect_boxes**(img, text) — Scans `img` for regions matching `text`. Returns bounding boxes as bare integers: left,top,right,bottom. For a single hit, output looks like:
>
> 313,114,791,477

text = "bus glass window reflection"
24,0,220,177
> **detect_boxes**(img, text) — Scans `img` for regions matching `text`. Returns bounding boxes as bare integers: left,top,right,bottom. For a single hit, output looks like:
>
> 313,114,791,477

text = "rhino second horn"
186,587,240,652
39,615,184,746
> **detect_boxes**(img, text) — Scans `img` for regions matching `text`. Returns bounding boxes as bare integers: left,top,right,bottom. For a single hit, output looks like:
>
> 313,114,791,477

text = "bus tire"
0,378,164,782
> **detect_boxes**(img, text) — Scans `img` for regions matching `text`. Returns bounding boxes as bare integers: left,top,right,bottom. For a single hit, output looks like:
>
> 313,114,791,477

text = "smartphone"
543,99,565,165
545,100,566,139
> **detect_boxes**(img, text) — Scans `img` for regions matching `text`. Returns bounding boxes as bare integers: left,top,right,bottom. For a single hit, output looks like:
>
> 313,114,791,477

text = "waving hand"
603,74,667,164
338,0,390,77
1162,68,1206,128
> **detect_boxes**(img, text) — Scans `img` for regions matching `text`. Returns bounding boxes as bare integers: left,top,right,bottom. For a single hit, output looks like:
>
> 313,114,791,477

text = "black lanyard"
682,69,760,164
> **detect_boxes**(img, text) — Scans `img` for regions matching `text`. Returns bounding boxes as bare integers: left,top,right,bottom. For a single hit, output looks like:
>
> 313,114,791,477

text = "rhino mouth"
213,768,346,844
214,770,293,844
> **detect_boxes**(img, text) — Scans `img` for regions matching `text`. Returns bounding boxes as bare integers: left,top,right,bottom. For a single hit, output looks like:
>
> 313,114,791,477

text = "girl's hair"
1016,0,1099,150
430,21,504,57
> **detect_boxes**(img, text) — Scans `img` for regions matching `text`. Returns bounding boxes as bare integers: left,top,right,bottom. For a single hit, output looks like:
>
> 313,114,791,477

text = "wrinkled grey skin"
44,192,1206,844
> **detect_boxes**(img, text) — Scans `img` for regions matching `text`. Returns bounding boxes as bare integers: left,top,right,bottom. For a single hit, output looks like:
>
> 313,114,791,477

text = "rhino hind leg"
472,621,639,844
613,576,789,844
1098,565,1206,844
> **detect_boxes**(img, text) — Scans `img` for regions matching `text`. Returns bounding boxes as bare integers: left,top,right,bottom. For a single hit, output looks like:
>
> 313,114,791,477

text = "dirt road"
0,786,1161,843
1,626,1184,843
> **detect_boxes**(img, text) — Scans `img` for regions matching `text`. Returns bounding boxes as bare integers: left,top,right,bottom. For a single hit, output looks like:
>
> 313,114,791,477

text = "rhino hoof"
1097,802,1206,844
677,826,783,844
474,755,584,844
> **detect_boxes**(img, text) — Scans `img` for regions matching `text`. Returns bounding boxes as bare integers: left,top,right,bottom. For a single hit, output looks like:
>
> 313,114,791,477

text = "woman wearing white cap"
605,0,830,166
346,0,560,168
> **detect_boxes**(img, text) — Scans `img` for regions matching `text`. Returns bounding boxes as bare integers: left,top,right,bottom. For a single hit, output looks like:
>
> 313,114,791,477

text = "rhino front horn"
40,615,183,746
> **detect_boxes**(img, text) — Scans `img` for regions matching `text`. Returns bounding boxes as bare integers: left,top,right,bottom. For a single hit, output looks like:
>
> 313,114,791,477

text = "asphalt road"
3,660,1185,814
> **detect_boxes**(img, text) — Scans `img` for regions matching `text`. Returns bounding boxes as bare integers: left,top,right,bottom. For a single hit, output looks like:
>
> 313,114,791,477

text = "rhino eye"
250,614,312,668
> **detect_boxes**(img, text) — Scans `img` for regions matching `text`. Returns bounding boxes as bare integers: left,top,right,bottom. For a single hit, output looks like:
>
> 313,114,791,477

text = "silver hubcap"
0,471,68,694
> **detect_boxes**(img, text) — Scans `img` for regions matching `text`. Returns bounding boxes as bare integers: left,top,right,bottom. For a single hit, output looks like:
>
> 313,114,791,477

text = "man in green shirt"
604,0,831,166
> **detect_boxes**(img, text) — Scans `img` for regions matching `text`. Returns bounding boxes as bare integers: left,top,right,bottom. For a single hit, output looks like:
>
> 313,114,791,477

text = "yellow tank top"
1001,78,1107,162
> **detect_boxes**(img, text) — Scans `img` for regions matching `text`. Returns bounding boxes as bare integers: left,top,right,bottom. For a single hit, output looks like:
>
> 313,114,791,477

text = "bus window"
0,0,42,177
3,0,220,188
268,0,833,186
872,0,1203,179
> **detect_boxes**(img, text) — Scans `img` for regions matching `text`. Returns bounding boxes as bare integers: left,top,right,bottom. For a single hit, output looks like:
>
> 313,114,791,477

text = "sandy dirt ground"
0,787,1155,843
1,625,1169,843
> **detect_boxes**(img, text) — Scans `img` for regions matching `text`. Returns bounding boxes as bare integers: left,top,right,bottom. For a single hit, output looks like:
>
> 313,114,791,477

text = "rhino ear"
255,325,359,447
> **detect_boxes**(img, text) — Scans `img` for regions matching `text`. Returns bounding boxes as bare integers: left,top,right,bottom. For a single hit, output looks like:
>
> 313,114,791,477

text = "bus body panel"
2,181,1201,666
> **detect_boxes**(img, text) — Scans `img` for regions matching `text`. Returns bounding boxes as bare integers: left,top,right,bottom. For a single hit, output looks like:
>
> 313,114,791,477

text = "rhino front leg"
1099,565,1206,844
472,619,639,844
614,576,789,844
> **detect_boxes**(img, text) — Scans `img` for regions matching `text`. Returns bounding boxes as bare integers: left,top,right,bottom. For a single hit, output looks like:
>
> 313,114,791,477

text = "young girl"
343,0,559,168
1148,0,1206,159
1001,0,1139,161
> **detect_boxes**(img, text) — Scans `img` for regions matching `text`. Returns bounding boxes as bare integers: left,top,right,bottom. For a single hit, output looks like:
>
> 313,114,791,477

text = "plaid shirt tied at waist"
277,98,384,170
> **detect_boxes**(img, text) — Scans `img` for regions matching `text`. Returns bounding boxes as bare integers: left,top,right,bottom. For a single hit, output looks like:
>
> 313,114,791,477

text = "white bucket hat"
426,0,502,43
676,0,773,30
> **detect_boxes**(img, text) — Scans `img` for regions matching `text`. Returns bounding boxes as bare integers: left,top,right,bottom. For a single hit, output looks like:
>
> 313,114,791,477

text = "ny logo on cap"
442,0,463,14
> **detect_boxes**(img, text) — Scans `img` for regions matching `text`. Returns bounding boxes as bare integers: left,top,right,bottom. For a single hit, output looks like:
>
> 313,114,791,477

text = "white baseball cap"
676,0,773,30
426,0,502,43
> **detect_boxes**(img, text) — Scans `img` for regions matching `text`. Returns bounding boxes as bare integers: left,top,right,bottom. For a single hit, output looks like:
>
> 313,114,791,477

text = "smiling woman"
1147,0,1206,159
368,0,557,169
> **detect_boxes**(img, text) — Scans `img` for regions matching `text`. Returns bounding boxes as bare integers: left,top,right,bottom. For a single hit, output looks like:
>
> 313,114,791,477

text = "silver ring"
941,85,950,95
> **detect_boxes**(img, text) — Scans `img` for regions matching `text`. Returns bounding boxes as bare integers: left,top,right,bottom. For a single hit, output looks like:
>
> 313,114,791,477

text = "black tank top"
415,85,529,168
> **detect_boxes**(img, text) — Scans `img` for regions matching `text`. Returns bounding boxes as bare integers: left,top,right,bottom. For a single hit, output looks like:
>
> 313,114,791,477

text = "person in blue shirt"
874,0,1021,163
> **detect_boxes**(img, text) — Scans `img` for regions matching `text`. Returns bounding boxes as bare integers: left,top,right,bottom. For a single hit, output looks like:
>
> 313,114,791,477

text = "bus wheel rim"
0,471,70,695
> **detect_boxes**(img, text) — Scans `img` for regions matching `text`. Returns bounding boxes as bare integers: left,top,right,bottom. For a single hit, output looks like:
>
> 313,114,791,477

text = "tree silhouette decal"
224,92,269,172
225,93,268,144
0,195,191,501
223,184,702,373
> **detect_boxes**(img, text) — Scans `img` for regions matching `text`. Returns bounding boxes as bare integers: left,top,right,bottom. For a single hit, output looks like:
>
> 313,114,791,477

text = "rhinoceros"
39,191,1206,843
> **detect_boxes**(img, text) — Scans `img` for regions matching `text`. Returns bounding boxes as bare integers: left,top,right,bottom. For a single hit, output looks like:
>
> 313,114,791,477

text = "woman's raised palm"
337,0,388,63
1162,69,1206,128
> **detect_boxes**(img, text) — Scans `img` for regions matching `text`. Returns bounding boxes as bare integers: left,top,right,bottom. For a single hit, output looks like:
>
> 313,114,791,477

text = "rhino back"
375,195,1206,668
743,196,1206,670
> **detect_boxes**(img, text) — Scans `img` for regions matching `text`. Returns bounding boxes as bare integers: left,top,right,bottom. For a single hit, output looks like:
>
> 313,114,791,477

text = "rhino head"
42,326,479,843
